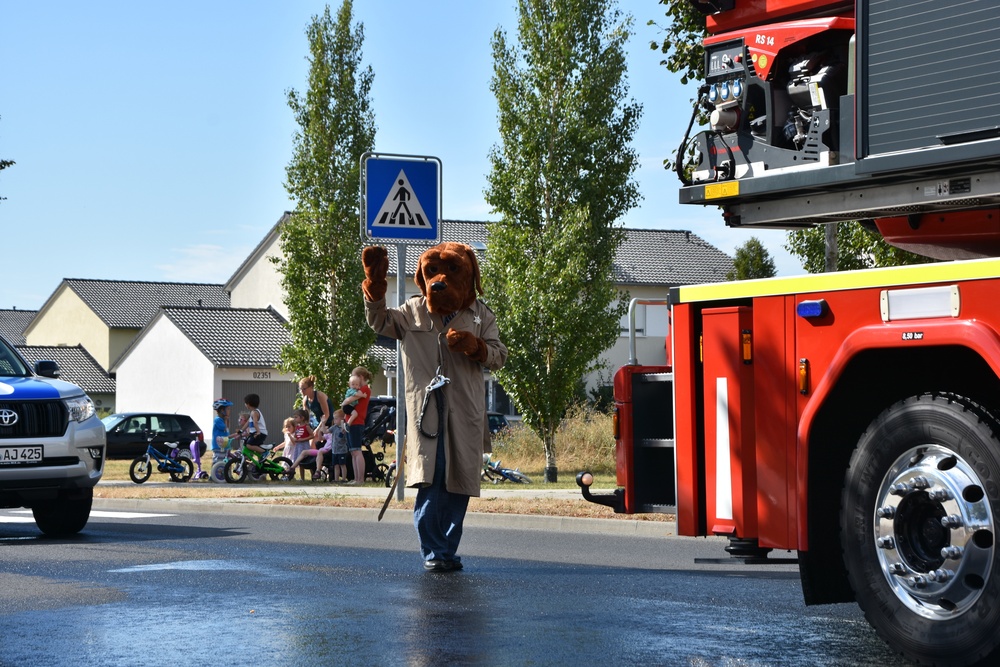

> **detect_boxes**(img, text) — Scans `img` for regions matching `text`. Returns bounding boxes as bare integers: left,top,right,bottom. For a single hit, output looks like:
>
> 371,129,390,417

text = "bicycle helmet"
213,398,233,410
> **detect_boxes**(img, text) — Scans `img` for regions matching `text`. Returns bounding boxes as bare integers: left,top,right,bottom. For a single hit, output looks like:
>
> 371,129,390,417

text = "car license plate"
0,445,43,465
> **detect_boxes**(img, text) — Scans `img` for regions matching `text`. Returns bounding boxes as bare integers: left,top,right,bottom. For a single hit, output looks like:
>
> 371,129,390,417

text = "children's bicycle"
129,434,193,483
482,454,531,484
223,440,292,483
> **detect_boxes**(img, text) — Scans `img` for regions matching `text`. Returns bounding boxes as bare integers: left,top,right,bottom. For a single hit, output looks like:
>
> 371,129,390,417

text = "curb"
93,497,678,538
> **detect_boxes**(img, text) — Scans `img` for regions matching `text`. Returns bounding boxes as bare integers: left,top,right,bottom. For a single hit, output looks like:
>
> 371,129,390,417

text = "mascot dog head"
415,242,483,314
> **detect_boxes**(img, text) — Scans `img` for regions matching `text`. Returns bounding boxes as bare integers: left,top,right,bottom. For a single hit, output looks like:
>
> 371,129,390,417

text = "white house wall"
115,317,216,435
228,232,288,320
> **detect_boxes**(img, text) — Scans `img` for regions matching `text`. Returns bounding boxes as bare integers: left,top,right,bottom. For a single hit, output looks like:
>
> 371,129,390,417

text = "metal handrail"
627,298,670,365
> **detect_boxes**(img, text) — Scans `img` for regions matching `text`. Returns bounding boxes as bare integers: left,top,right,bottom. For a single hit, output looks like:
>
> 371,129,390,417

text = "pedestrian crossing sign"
362,154,441,242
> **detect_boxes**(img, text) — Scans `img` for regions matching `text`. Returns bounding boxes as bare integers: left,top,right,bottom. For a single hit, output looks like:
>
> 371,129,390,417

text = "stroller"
360,397,395,484
304,397,396,483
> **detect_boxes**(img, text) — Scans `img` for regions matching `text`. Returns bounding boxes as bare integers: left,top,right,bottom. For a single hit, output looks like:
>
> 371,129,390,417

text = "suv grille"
0,400,68,439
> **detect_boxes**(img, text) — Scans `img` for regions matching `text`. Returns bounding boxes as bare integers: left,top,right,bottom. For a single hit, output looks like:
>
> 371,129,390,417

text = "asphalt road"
0,501,913,667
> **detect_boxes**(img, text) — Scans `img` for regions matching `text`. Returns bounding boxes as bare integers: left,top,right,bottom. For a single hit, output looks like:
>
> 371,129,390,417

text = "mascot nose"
431,281,446,292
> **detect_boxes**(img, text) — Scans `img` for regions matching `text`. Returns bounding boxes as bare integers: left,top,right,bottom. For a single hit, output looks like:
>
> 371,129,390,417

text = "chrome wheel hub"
874,445,995,619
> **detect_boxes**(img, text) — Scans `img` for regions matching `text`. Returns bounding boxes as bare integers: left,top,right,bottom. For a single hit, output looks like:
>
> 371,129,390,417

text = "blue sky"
0,0,801,311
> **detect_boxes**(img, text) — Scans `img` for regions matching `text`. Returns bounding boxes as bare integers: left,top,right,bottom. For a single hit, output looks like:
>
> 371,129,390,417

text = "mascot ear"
414,252,427,295
466,245,484,299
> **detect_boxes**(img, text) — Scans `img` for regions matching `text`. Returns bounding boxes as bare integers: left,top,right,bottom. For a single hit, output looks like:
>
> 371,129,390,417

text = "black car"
488,411,511,435
101,412,205,459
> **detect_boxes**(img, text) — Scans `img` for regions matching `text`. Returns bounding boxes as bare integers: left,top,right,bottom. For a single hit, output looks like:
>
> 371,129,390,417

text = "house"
16,344,116,415
23,279,230,371
226,216,733,404
20,215,731,431
111,306,296,440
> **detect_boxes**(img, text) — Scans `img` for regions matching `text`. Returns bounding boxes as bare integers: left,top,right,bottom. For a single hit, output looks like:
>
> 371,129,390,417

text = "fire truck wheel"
841,393,1000,666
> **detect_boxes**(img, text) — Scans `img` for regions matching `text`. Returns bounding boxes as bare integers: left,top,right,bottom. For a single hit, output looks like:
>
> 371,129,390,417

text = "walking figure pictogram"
373,169,429,229
390,179,415,225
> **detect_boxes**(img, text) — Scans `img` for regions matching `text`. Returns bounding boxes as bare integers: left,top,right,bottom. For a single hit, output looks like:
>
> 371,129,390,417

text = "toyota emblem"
0,409,18,426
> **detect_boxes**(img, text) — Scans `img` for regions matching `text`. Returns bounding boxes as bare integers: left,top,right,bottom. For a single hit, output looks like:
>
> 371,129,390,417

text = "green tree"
727,236,776,280
785,222,934,273
0,116,13,202
485,0,641,482
648,0,706,85
274,2,377,394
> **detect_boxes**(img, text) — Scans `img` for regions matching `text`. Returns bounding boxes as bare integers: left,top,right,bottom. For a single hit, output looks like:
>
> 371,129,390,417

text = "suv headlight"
64,395,96,423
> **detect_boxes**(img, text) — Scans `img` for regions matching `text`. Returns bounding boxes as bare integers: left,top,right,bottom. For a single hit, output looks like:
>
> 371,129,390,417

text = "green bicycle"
223,439,292,483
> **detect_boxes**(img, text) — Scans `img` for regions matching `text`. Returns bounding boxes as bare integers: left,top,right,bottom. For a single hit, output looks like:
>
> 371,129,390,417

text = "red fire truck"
579,1,1000,665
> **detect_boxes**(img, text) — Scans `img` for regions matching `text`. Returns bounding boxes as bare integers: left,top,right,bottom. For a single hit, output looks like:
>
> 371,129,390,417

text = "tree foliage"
484,0,641,481
785,223,934,273
648,0,707,85
274,1,377,396
727,236,776,280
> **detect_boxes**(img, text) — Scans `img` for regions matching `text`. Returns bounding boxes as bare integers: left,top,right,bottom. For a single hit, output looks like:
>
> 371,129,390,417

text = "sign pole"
394,243,406,500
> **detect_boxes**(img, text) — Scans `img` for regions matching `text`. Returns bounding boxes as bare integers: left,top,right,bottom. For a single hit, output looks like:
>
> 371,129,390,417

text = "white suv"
0,337,105,536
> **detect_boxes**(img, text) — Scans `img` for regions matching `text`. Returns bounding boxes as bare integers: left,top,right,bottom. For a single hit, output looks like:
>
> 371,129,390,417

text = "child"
342,375,362,427
284,414,341,481
272,417,295,457
330,410,351,483
287,409,313,480
341,366,372,485
209,398,236,473
241,393,268,457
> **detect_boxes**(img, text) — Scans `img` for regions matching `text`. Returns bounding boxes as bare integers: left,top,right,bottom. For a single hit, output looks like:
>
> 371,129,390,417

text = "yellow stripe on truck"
674,256,1000,303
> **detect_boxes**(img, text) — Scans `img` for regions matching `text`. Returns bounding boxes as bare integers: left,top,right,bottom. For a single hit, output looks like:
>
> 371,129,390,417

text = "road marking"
3,509,176,521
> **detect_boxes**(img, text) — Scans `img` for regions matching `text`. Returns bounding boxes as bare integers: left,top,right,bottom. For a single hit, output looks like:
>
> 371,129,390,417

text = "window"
620,303,645,336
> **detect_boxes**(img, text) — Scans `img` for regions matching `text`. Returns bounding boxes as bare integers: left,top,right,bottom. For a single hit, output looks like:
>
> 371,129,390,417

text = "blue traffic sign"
362,154,441,242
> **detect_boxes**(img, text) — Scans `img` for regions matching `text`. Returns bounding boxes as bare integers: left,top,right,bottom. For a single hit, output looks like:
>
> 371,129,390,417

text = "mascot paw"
362,246,389,302
447,328,488,363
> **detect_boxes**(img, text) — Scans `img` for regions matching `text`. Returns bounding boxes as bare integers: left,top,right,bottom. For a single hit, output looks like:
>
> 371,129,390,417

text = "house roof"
60,279,231,329
614,228,733,285
247,216,732,287
16,344,116,394
158,306,291,368
0,309,38,345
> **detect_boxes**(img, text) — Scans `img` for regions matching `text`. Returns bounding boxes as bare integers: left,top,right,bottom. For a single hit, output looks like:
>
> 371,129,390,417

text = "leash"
378,469,398,521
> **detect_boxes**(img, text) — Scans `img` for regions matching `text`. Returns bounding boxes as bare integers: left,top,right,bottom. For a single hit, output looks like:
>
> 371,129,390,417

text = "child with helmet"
207,398,235,481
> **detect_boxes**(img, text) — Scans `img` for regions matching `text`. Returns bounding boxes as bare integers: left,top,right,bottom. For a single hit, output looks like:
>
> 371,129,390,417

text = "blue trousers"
413,433,470,563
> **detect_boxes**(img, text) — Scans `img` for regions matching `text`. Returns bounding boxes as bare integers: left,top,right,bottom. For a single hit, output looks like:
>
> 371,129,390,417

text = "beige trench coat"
366,295,507,496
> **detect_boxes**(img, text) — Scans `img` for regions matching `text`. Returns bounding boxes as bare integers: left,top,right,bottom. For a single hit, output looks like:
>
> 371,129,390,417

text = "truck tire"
32,488,93,537
841,393,1000,666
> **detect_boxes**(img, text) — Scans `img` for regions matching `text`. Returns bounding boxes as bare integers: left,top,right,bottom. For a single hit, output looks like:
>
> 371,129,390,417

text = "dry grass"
98,406,672,523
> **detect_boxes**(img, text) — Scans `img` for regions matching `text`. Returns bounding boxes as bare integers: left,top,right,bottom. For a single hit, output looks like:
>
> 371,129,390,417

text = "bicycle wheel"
129,456,152,484
169,457,193,482
209,460,227,483
504,469,532,484
268,457,293,480
375,463,389,483
384,464,395,488
224,457,247,484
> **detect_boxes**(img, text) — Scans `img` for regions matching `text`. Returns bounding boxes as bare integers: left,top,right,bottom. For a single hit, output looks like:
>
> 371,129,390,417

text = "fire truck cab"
580,1,1000,665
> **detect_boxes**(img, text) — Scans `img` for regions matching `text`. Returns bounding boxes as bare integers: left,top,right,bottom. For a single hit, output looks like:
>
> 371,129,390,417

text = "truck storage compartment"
613,365,675,513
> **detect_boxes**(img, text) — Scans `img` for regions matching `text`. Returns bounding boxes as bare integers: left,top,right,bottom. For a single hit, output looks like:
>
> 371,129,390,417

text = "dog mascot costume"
363,243,507,571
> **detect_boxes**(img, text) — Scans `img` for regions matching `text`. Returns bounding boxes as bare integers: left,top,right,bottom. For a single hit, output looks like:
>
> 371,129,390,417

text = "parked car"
101,412,204,459
488,411,510,435
0,337,105,536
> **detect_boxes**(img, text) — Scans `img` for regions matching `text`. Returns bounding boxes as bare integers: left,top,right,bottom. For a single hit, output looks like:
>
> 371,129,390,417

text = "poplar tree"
275,2,377,394
485,0,641,482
